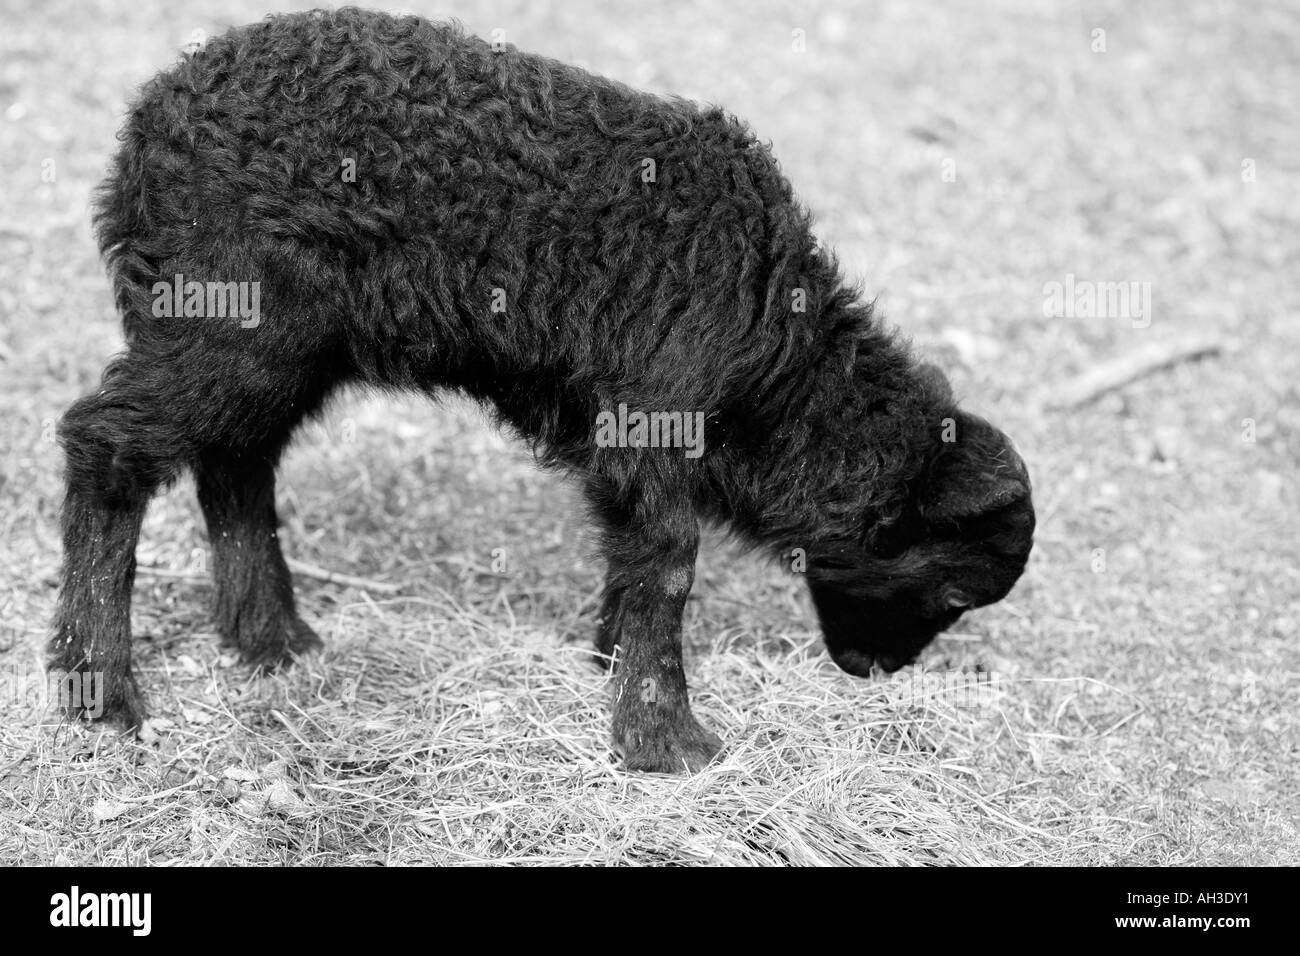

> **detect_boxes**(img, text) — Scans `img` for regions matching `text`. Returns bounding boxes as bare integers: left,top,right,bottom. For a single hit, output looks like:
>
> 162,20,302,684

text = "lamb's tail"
91,84,176,342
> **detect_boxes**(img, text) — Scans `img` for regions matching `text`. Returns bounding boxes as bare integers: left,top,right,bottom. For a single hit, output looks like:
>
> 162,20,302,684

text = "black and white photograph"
0,0,1295,891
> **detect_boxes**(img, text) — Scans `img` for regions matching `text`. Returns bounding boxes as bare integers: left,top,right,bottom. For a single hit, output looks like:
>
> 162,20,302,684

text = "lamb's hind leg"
195,446,320,670
48,361,185,730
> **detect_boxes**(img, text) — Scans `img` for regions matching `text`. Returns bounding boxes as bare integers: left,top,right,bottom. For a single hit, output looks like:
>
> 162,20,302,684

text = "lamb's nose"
874,651,908,673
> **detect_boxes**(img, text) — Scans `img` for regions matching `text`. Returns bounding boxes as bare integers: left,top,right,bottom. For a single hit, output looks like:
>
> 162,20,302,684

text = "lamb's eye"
945,592,972,609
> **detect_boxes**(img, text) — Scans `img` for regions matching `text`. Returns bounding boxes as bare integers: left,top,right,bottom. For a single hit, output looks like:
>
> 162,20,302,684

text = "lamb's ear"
914,362,954,403
921,413,1028,520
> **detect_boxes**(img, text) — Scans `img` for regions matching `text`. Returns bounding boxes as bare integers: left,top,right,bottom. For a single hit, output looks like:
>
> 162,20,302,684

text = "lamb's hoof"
47,667,146,734
616,718,723,774
237,617,323,674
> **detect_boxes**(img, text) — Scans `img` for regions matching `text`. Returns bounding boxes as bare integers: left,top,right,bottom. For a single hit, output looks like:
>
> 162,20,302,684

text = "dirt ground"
0,0,1296,864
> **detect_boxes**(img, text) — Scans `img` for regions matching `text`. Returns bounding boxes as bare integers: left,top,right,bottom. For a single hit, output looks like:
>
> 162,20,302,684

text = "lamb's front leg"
591,493,721,773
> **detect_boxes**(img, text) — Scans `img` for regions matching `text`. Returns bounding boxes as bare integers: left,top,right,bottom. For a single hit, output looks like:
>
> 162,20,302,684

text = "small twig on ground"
134,566,205,582
136,559,401,594
285,558,403,594
1047,335,1225,410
